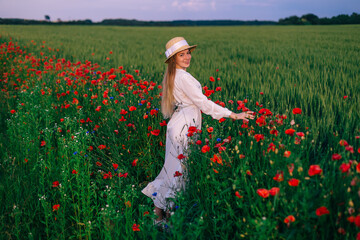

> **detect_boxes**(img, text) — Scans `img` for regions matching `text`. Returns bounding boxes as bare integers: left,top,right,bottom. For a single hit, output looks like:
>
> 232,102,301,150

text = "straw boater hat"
164,37,197,63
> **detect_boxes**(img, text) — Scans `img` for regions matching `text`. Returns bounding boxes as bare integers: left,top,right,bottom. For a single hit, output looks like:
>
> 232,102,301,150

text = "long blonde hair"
161,56,177,119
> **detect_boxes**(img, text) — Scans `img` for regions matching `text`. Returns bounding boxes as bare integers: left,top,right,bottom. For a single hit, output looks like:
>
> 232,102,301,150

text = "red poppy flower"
273,171,284,182
254,134,264,142
120,109,128,115
257,188,269,198
258,108,272,116
284,151,291,158
332,153,342,160
201,145,210,153
308,165,322,176
339,139,348,146
284,215,295,224
235,191,243,199
52,181,60,187
119,116,126,122
112,163,118,170
316,206,330,216
207,127,214,133
345,146,354,153
355,215,360,227
150,109,158,116
53,204,60,211
98,145,106,150
132,223,140,231
267,142,276,153
285,129,296,136
119,172,128,178
339,163,351,173
287,163,294,175
72,169,78,174
292,108,302,114
151,129,160,136
129,106,136,111
246,170,252,175
241,122,248,128
337,228,346,235
270,129,278,136
10,109,16,114
188,126,197,132
296,132,305,137
177,154,186,160
347,216,355,223
256,116,267,126
72,98,79,105
132,159,138,167
269,187,280,196
288,178,300,187
209,76,215,82
211,154,223,165
41,141,46,146
174,171,183,177
356,163,360,173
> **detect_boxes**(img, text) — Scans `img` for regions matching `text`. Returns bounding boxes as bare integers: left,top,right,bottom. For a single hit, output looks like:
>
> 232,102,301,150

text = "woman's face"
175,49,192,70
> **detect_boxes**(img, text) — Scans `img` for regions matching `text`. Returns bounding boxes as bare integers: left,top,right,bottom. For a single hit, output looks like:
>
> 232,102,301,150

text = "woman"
142,37,254,224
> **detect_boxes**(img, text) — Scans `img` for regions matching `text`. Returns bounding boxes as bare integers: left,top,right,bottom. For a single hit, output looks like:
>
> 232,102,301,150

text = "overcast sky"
1,0,359,22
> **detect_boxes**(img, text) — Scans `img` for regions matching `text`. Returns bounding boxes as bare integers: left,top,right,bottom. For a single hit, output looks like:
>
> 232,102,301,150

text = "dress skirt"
141,105,201,210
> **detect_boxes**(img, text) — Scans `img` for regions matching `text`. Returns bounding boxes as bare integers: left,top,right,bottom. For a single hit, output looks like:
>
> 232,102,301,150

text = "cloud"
211,1,216,10
172,0,216,11
235,0,277,7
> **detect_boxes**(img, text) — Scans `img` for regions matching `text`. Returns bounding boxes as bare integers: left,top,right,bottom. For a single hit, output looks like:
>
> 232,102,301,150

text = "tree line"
0,13,359,26
278,13,360,25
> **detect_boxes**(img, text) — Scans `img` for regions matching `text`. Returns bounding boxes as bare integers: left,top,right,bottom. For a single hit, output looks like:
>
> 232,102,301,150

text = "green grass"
0,25,359,239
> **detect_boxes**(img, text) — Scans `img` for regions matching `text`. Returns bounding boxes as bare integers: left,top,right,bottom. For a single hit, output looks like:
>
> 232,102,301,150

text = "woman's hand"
229,111,255,121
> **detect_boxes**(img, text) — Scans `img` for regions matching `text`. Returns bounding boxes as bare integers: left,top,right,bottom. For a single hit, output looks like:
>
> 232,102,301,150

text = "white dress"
141,68,232,210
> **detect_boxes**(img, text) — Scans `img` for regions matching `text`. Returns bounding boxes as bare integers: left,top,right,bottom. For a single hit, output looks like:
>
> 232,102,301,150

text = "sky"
0,0,359,22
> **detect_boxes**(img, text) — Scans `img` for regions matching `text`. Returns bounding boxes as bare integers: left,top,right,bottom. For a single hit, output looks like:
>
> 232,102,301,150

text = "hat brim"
165,45,197,63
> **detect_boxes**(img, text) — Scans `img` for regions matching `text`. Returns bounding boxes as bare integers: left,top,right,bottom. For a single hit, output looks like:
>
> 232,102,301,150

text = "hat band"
165,40,189,58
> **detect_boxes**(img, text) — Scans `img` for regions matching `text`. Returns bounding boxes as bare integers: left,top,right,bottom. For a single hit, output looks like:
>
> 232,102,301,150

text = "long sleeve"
176,71,232,120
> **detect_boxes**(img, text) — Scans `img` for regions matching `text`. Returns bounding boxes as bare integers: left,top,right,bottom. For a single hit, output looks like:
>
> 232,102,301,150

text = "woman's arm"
177,74,254,121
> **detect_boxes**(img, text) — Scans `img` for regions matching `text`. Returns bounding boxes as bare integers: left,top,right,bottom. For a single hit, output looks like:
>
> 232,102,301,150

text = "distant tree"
279,15,303,25
318,17,332,25
84,19,93,24
45,15,50,22
335,14,352,24
350,12,360,24
301,14,319,24
279,12,360,25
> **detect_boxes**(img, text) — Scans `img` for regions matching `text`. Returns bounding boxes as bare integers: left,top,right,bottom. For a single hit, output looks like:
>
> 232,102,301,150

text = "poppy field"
0,25,360,239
